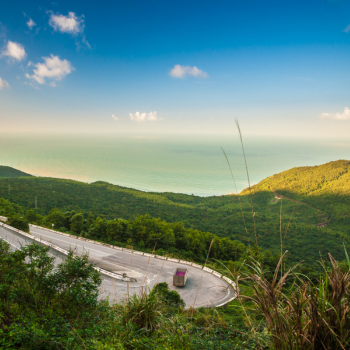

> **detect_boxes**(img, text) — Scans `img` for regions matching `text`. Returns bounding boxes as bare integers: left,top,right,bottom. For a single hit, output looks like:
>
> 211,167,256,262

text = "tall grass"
221,147,251,250
242,252,350,349
226,121,350,349
121,288,163,332
235,120,259,254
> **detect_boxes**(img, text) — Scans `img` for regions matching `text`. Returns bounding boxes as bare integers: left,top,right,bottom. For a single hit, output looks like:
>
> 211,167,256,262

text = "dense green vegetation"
29,208,247,263
0,166,32,178
0,239,270,349
1,160,350,349
0,161,349,268
239,249,350,350
246,160,350,233
0,198,29,232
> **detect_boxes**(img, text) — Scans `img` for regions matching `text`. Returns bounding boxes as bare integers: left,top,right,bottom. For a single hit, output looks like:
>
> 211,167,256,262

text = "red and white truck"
173,268,188,287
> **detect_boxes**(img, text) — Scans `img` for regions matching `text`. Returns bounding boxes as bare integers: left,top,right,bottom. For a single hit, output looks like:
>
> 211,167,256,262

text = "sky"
1,0,350,137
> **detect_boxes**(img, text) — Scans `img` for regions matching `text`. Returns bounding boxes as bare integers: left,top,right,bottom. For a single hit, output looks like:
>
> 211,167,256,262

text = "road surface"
0,223,236,308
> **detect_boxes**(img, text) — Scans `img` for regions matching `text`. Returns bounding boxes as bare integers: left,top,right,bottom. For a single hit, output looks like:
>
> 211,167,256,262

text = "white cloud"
0,77,9,89
170,64,208,79
27,18,36,30
2,41,26,61
129,111,161,122
81,35,91,49
344,25,350,33
25,54,74,85
320,107,350,120
24,81,39,89
112,114,122,121
49,12,84,34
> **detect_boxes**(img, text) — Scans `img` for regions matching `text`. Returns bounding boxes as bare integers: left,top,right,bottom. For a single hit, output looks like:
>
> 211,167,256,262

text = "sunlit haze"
1,0,350,137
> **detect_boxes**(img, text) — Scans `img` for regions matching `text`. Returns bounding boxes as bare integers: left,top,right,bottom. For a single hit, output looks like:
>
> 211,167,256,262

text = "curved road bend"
0,224,236,308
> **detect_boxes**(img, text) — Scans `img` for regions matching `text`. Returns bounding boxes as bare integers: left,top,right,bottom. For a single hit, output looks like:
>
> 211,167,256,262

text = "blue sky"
1,0,350,136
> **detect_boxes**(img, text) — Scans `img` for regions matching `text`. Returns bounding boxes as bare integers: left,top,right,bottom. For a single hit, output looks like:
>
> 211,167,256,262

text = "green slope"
0,160,349,267
245,160,350,233
0,165,32,178
0,176,320,236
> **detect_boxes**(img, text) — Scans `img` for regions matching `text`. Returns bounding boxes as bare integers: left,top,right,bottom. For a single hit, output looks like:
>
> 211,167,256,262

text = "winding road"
0,221,236,308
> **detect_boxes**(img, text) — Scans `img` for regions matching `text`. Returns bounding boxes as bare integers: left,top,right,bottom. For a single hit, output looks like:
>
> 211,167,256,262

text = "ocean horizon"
0,134,349,197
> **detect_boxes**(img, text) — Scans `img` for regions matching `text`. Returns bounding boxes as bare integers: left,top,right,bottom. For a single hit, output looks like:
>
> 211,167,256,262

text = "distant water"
0,134,349,196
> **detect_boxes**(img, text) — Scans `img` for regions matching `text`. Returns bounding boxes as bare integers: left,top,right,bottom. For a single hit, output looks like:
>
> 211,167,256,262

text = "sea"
0,134,349,197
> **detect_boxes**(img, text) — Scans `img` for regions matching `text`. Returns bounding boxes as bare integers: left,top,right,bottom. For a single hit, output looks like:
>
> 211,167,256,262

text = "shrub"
152,282,185,308
8,215,29,232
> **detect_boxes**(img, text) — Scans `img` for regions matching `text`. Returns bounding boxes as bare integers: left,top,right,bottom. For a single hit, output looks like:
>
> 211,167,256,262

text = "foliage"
242,252,350,350
0,198,24,218
0,166,32,178
152,282,185,309
25,209,44,225
248,159,350,234
37,210,248,264
0,240,271,349
0,240,105,349
7,215,29,232
1,152,350,349
0,161,349,269
120,290,163,332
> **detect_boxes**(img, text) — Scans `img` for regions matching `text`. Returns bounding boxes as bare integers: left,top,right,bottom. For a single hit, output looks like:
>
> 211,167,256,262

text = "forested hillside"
0,177,323,233
0,165,32,178
0,160,349,267
2,162,350,349
246,160,350,233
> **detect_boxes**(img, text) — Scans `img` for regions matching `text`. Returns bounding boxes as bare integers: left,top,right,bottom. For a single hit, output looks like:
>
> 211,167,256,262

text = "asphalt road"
0,224,236,308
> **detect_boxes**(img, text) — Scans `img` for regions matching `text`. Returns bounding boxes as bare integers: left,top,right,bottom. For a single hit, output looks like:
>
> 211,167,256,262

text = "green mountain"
0,165,32,178
244,160,350,233
0,160,349,267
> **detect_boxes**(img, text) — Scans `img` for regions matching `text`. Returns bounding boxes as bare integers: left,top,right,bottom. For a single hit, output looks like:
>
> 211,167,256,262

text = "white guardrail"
0,216,237,305
29,224,237,300
0,221,135,283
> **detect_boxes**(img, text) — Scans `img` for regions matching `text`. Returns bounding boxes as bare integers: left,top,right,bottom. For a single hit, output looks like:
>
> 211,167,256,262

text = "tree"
0,240,103,349
8,215,29,232
26,209,38,223
86,211,95,229
106,219,124,241
91,216,107,238
45,208,66,229
71,213,84,235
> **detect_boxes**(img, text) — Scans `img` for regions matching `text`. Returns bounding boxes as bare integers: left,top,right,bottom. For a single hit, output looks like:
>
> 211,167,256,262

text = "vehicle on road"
173,268,188,287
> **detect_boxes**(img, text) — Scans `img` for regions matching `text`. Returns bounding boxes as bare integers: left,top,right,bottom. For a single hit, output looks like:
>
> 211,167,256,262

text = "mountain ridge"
0,165,32,178
0,160,349,267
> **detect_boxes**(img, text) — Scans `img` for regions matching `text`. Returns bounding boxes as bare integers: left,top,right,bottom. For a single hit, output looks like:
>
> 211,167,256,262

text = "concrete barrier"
212,271,222,278
179,260,192,266
155,255,167,260
203,267,213,273
27,223,237,300
133,251,144,256
192,263,203,269
123,248,133,253
2,220,238,301
0,222,135,283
